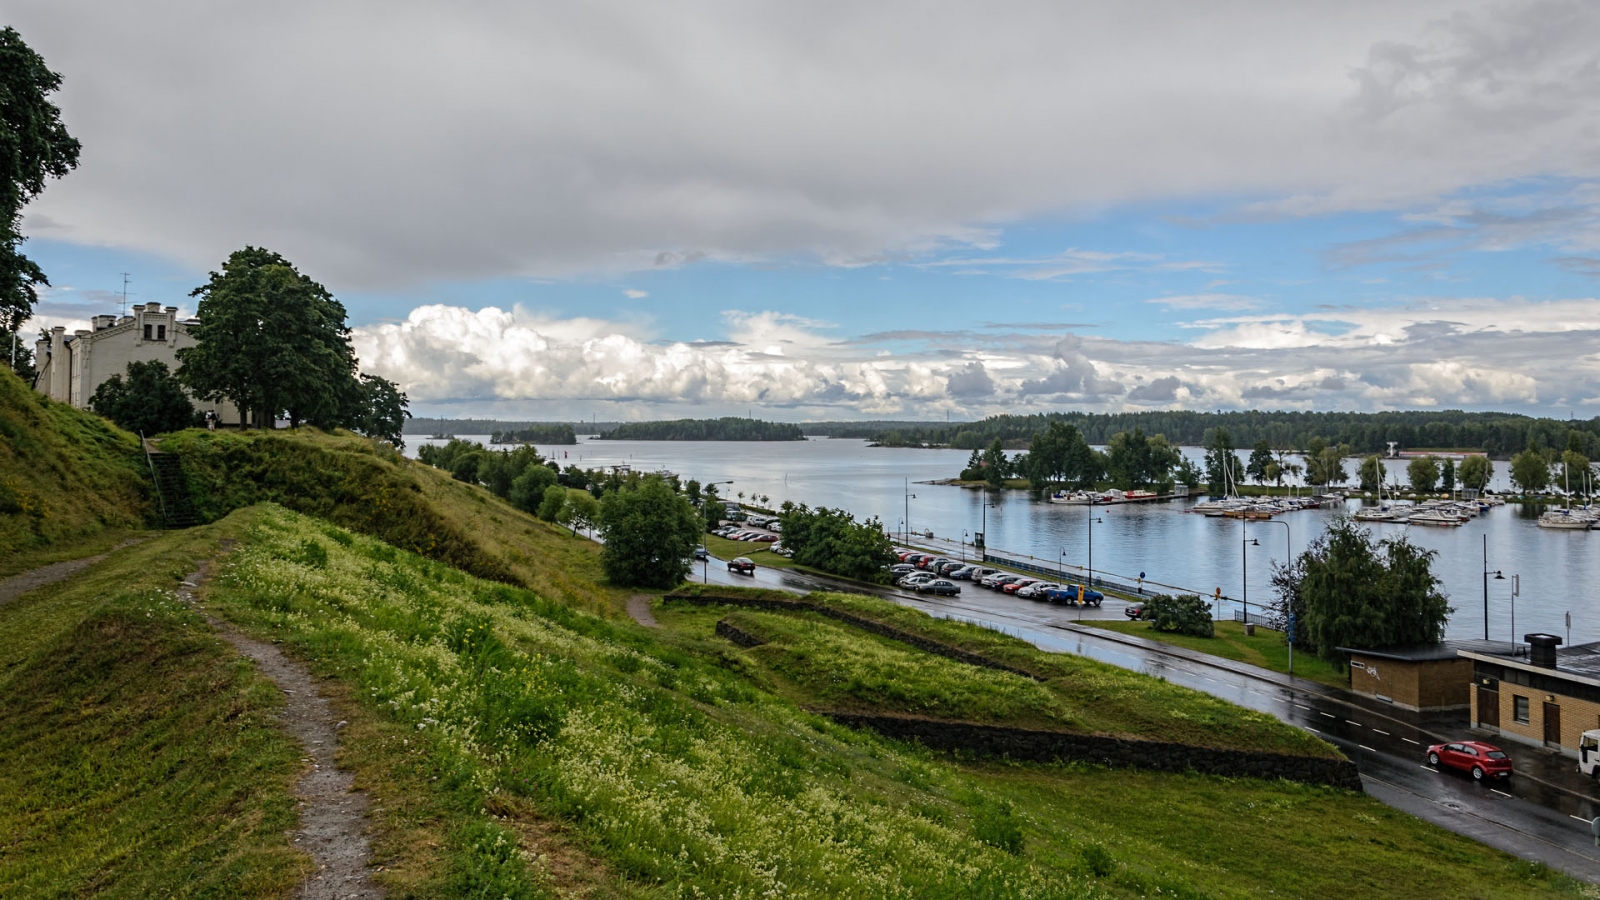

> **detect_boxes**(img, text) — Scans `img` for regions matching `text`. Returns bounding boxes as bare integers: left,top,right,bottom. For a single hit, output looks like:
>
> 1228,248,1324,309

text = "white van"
1580,730,1600,778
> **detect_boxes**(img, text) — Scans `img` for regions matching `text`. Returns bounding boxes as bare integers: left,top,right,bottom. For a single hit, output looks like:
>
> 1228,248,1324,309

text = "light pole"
1242,537,1259,624
904,478,916,544
1252,518,1291,671
1086,509,1104,590
978,492,997,560
1482,534,1502,642
961,530,969,562
1509,573,1520,645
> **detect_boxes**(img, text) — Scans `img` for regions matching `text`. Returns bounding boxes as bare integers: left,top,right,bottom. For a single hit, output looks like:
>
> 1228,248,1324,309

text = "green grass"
659,599,1336,758
703,532,799,568
1088,620,1350,689
0,367,154,562
0,520,309,898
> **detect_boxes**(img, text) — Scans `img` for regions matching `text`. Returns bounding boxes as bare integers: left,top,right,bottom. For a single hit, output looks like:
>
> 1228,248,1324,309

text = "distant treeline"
599,417,805,441
405,417,601,438
851,411,1600,457
491,424,577,445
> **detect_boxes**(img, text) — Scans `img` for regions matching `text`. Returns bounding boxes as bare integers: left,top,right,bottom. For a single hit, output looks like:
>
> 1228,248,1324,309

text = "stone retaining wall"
664,592,1042,680
826,712,1364,792
715,618,767,648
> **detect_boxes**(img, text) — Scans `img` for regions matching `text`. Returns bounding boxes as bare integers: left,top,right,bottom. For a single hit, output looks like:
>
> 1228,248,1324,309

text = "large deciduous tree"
353,373,410,448
178,247,359,429
598,476,701,588
88,360,197,436
1203,427,1241,496
0,27,80,370
1509,449,1551,494
1407,456,1440,494
777,502,897,583
1270,517,1451,666
1458,454,1493,491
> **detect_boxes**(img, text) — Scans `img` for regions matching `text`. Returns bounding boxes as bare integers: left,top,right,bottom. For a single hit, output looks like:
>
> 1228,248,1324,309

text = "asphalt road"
698,552,1600,882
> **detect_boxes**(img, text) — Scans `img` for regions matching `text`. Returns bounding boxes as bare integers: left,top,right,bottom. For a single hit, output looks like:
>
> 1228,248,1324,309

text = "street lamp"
1252,518,1291,672
1508,573,1521,645
1482,534,1502,642
1086,510,1104,590
961,530,970,562
904,478,917,545
978,493,999,560
1242,537,1259,624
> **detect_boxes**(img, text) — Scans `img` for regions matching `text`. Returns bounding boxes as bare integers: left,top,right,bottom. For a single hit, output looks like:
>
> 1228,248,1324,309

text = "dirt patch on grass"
625,594,659,628
179,554,381,899
0,537,151,606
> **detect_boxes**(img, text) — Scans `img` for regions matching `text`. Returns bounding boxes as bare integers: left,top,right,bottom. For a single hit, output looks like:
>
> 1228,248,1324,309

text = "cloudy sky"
14,1,1600,420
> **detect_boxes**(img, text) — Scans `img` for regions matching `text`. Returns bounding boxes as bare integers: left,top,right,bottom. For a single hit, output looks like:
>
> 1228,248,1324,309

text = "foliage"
1103,428,1181,490
1275,518,1451,665
178,247,360,429
1406,456,1440,493
2,330,33,382
490,423,578,444
0,366,151,562
87,360,199,436
1459,454,1493,491
1560,449,1592,494
0,26,80,335
508,461,557,513
1203,428,1242,496
1143,593,1214,638
1302,438,1352,487
599,416,804,441
982,438,1009,489
1023,421,1099,489
1509,448,1551,493
537,483,567,522
1440,458,1456,492
1357,455,1385,493
1246,440,1274,484
597,476,701,587
352,373,410,448
778,503,898,582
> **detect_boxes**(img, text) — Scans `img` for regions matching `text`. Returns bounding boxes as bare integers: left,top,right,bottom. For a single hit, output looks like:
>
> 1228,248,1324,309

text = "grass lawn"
703,532,799,568
1088,619,1350,689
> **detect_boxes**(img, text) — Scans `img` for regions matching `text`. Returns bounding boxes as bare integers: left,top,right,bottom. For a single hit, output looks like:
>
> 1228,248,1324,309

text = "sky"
12,1,1600,421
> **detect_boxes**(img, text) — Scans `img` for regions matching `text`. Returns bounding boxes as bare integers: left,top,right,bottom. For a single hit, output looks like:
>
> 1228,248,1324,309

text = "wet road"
698,555,1600,881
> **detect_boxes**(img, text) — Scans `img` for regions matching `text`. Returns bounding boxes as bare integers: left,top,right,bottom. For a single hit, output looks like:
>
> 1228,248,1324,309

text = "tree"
88,360,197,436
537,484,568,522
1509,449,1551,494
1144,594,1214,638
1358,455,1385,493
1440,458,1455,493
1304,442,1350,488
778,503,898,582
0,28,80,345
508,462,557,513
178,247,359,428
564,490,600,536
1561,450,1592,495
1246,440,1274,485
352,373,409,448
1174,455,1203,489
598,476,702,588
1459,455,1493,491
1273,518,1451,666
4,330,34,382
982,438,1008,489
1203,428,1241,496
1407,456,1440,494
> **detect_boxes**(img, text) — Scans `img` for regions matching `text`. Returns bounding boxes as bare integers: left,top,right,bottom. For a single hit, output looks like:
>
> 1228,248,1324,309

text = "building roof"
1338,641,1483,662
1555,642,1600,680
1457,640,1600,691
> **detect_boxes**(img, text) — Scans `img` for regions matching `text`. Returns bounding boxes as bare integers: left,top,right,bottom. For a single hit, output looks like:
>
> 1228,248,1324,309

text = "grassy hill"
0,403,1588,897
0,367,152,575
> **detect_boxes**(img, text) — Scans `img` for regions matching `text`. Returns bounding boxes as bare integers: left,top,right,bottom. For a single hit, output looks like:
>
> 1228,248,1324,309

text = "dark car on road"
1427,741,1512,781
915,579,960,596
728,557,756,575
1124,603,1146,619
692,545,708,560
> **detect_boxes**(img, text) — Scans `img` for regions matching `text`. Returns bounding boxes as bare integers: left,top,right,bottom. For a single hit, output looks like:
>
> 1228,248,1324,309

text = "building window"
156,324,166,341
142,324,152,341
1513,695,1530,724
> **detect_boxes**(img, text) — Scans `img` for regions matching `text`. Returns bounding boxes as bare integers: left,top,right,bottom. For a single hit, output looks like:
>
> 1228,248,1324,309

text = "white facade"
34,301,241,424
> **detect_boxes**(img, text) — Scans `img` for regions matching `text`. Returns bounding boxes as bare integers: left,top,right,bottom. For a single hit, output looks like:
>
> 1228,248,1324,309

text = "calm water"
408,435,1600,645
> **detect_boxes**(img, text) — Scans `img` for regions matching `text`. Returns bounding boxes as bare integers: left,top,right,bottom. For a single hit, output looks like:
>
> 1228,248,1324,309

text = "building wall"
1349,655,1471,711
1479,680,1600,758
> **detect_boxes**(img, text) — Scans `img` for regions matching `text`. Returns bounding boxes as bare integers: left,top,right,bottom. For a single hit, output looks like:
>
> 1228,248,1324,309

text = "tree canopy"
0,27,80,366
599,417,804,441
598,476,702,588
1270,518,1451,666
777,502,897,583
88,360,197,436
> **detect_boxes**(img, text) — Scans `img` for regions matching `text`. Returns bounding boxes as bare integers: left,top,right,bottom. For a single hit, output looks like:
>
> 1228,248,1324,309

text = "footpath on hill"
0,537,150,606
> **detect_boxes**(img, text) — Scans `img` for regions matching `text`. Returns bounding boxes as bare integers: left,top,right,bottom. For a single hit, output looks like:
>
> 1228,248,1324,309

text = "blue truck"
1044,584,1104,607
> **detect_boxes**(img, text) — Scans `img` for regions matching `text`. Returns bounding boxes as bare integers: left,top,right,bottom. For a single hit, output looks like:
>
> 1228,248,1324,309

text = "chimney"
1525,633,1562,669
144,301,161,312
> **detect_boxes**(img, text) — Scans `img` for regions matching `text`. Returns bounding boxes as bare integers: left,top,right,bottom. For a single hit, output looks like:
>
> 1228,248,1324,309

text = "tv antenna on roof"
119,273,132,317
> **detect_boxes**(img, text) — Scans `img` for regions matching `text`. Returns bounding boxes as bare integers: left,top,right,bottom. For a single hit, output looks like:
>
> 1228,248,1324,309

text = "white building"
34,301,240,424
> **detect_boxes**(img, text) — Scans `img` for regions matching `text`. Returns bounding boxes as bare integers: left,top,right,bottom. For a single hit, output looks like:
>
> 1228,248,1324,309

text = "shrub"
1145,593,1214,638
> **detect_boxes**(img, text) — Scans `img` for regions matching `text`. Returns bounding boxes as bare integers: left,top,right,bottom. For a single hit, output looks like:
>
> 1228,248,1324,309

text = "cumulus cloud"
1127,376,1182,404
945,361,995,398
13,1,1600,288
1148,294,1263,311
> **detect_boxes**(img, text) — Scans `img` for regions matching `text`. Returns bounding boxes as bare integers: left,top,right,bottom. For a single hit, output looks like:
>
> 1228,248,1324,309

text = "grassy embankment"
0,411,1588,897
1089,619,1350,689
0,367,153,575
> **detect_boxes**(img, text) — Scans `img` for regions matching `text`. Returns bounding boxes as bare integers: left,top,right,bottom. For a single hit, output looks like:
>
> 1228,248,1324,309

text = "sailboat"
1354,469,1404,522
1540,466,1596,530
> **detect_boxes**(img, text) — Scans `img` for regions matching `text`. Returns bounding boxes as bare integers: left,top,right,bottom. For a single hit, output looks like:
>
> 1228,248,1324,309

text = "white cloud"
15,1,1600,288
622,289,649,299
1147,293,1263,312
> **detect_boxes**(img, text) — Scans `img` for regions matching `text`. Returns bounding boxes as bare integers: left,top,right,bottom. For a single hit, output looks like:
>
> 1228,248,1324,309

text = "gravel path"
625,594,659,628
0,538,150,607
178,554,383,899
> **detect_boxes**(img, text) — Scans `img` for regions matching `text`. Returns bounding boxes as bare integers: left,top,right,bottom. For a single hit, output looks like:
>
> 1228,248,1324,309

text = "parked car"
946,565,977,580
898,572,936,589
935,561,967,576
728,557,756,575
917,556,948,570
915,579,960,596
1124,603,1146,619
1426,741,1512,781
964,567,998,582
1002,577,1042,595
890,563,916,576
1016,581,1060,600
981,573,1020,589
692,545,708,560
1045,584,1104,607
753,533,779,542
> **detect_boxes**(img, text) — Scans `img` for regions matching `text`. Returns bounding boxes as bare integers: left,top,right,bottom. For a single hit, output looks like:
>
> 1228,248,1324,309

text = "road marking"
1320,712,1336,718
1359,745,1375,752
1306,727,1319,733
1492,789,1513,798
1420,765,1435,772
1372,729,1390,736
1345,720,1362,726
1295,704,1311,711
1402,738,1420,745
1572,815,1592,822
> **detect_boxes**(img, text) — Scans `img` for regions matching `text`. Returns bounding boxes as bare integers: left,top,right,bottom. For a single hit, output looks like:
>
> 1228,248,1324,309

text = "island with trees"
599,417,805,441
490,424,578,445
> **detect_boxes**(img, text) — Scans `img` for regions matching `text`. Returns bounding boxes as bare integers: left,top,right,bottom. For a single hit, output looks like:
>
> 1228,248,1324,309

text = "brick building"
1459,634,1600,758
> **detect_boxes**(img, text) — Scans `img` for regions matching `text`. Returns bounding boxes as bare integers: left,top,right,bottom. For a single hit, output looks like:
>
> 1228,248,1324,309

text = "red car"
1002,578,1042,595
1426,741,1512,781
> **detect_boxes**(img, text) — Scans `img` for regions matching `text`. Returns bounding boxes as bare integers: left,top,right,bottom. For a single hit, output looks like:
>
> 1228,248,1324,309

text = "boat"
1048,490,1095,505
1407,508,1464,527
1538,509,1594,530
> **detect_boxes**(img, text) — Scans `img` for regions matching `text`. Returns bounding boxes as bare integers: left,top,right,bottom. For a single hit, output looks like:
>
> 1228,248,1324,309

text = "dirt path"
625,594,659,628
0,537,150,607
178,556,382,899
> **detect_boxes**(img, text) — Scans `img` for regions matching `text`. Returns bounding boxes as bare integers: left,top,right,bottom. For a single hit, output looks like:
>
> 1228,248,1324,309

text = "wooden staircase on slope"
142,435,200,528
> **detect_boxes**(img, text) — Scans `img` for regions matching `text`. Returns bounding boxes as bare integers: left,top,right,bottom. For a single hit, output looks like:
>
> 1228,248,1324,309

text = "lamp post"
1252,518,1291,672
904,478,917,544
1509,573,1520,645
978,492,998,559
1086,509,1104,590
961,530,969,562
1482,534,1502,642
1242,537,1259,624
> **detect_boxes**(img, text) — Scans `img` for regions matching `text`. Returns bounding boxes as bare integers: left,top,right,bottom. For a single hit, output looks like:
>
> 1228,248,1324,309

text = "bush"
88,360,199,436
1145,593,1214,638
598,476,701,588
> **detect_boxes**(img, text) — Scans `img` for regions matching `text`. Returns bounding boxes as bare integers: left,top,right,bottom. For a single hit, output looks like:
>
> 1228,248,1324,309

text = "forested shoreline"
597,417,805,441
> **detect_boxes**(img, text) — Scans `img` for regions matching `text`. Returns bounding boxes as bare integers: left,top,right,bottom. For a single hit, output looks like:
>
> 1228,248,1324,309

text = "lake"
407,435,1600,645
